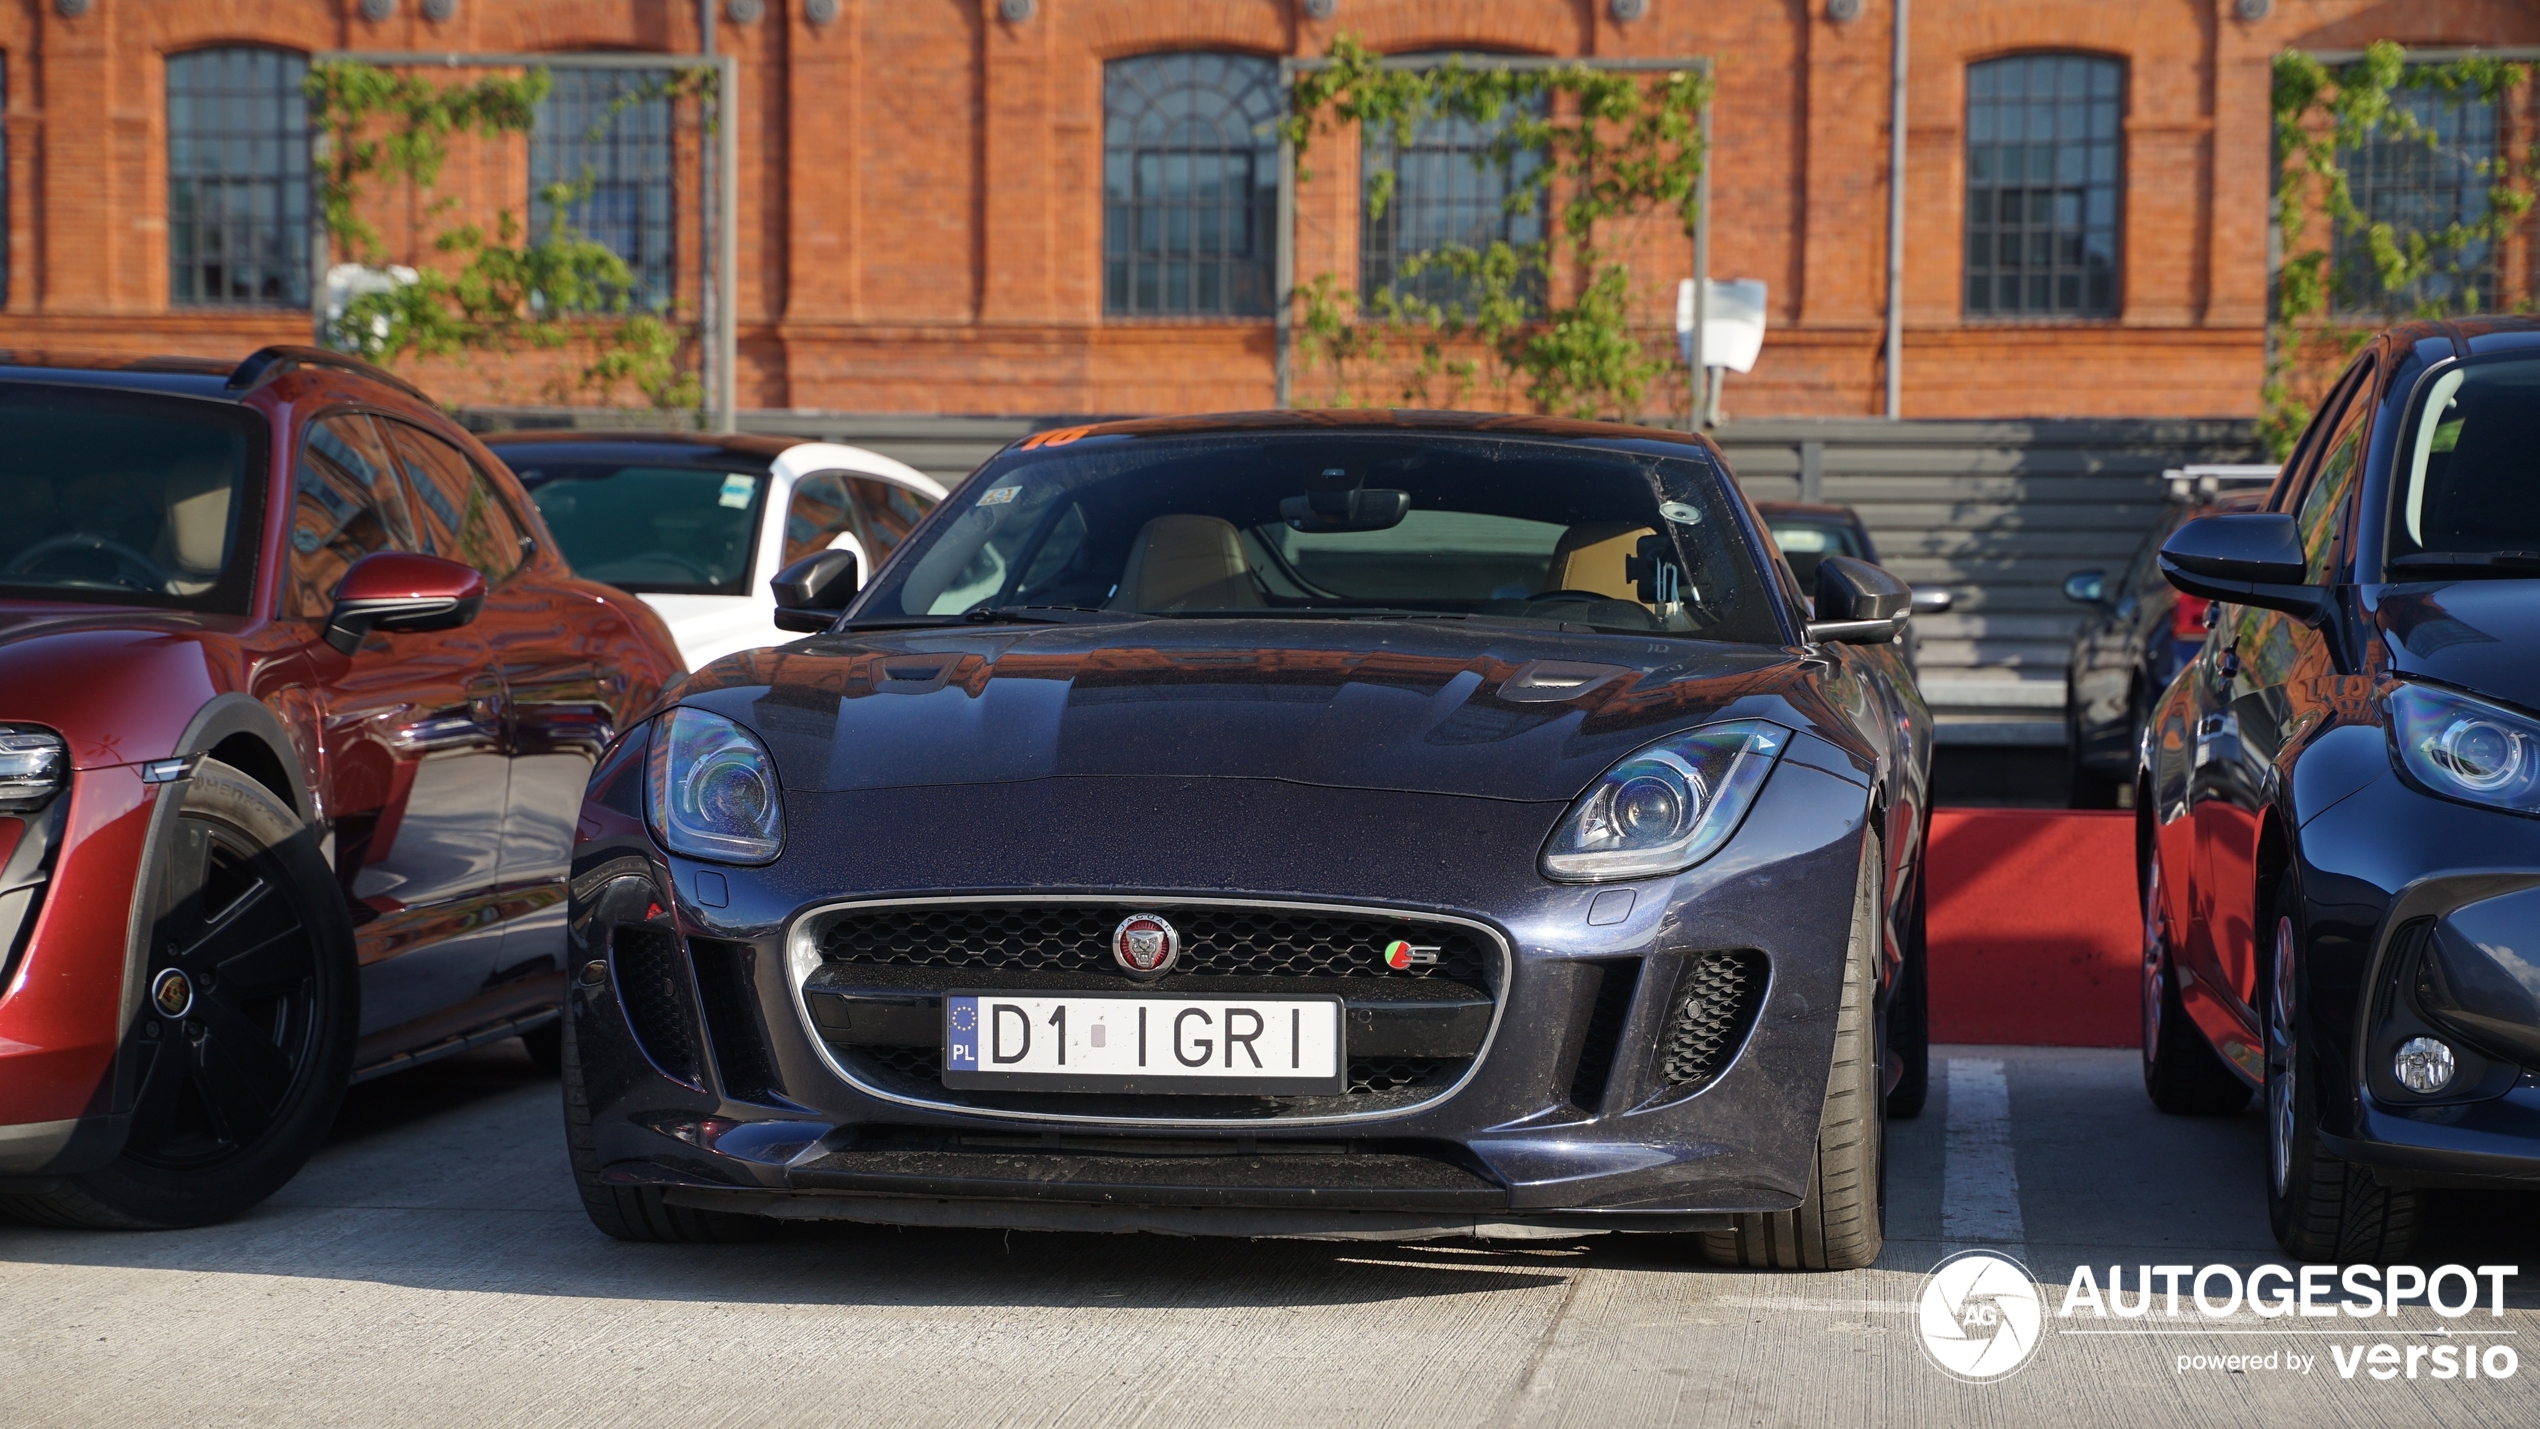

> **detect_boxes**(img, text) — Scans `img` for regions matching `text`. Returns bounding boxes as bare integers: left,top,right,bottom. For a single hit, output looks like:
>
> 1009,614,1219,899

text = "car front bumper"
566,733,1880,1233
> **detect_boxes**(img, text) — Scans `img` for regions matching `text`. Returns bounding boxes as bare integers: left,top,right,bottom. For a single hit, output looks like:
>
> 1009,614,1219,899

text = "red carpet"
1926,808,2137,1047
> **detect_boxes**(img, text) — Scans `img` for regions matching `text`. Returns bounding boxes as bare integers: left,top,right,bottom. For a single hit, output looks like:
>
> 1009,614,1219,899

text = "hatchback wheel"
0,759,355,1230
2140,853,2250,1115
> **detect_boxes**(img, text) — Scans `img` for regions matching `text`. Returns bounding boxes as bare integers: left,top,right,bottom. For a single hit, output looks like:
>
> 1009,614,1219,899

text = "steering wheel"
3,534,173,593
1518,588,1660,631
633,551,718,583
1523,589,1618,607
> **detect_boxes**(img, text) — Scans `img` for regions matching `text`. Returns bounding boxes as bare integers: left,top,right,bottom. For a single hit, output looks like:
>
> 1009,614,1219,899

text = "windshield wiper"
2387,551,2540,577
966,604,1139,625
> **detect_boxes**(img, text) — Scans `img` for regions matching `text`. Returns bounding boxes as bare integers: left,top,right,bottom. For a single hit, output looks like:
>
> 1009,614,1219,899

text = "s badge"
1112,913,1181,978
1383,939,1440,970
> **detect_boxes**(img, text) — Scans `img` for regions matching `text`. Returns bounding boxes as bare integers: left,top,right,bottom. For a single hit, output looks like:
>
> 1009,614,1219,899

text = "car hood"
671,618,1825,803
2372,581,2540,714
0,603,245,766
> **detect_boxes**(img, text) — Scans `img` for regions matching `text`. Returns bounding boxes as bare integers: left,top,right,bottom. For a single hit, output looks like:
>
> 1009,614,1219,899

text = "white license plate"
942,991,1345,1095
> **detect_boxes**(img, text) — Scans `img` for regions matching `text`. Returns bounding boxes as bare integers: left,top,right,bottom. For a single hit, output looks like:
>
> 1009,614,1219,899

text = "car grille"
803,898,1501,1121
815,902,1491,984
1660,950,1767,1090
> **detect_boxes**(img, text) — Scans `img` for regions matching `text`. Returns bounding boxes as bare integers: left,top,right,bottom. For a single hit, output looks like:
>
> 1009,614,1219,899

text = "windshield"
857,431,1783,642
514,461,768,595
1762,516,1864,597
2393,357,2540,564
0,383,263,612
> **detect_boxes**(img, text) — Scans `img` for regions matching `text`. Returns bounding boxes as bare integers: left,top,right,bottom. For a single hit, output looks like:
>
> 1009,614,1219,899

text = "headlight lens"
0,729,67,812
1542,720,1789,882
646,708,784,864
2388,682,2540,813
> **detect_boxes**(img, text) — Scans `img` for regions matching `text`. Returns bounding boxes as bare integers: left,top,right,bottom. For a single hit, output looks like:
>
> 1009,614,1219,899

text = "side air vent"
1565,958,1642,1115
1661,950,1768,1091
612,924,703,1086
688,936,781,1102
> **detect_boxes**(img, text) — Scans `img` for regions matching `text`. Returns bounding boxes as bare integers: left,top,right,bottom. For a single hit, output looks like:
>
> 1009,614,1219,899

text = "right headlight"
2387,681,2540,814
646,708,785,864
1541,720,1789,882
0,728,66,812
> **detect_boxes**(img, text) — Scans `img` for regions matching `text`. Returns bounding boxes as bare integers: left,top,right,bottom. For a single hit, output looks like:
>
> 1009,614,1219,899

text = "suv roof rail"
226,345,436,405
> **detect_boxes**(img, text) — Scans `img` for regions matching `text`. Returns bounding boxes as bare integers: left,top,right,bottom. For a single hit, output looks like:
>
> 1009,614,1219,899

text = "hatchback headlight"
646,708,784,864
2388,682,2540,814
0,729,67,812
1542,721,1789,882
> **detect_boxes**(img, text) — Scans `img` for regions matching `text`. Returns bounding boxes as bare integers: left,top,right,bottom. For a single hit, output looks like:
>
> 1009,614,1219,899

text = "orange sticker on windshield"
1019,425,1093,451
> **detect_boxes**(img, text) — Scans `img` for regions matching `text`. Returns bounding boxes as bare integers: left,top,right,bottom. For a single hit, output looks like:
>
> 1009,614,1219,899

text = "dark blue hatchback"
557,410,1935,1270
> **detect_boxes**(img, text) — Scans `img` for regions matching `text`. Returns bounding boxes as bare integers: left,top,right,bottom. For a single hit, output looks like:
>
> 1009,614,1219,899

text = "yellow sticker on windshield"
977,485,1021,506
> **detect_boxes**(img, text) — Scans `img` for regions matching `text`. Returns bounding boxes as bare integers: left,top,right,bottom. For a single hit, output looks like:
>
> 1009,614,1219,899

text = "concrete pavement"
5,1044,2537,1427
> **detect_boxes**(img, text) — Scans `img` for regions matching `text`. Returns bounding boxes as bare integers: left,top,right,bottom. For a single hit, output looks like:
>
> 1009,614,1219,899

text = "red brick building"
0,0,2534,420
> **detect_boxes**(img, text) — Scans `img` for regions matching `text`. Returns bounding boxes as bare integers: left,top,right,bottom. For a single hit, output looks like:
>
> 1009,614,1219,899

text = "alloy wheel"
122,815,323,1170
2140,856,2165,1067
2268,915,2297,1197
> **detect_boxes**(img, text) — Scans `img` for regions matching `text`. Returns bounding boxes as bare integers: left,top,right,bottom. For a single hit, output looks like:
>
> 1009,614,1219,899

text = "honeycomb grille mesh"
613,925,701,1084
1660,950,1767,1089
816,903,1490,984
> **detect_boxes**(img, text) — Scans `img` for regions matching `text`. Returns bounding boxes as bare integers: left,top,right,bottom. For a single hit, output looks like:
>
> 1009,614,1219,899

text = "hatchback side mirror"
1805,554,1912,644
2062,570,2107,605
772,548,861,633
2159,513,2326,625
323,552,486,654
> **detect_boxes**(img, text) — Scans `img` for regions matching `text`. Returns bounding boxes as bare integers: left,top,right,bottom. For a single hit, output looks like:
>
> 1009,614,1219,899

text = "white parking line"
1942,1056,2026,1251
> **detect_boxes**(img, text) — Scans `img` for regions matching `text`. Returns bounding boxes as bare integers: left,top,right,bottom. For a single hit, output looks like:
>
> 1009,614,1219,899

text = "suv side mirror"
2062,570,2107,605
1805,554,1912,644
1910,586,1955,615
323,552,486,655
772,548,861,633
2159,513,2326,625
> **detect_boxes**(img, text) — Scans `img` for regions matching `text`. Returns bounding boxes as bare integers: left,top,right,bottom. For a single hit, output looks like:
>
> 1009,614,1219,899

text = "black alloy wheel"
0,759,355,1230
2140,852,2251,1115
2263,869,2422,1262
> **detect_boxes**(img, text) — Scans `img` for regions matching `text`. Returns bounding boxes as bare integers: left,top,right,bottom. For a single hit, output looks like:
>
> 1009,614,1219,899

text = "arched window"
167,47,311,307
1964,54,2122,319
2332,86,2496,317
531,69,678,312
1103,53,1280,317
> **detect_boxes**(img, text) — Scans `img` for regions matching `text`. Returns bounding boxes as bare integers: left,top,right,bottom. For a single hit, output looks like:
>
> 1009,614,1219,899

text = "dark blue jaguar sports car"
558,410,1933,1269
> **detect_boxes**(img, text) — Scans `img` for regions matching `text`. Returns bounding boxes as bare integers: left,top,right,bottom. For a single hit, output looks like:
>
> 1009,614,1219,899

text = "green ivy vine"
1281,35,1711,419
306,61,706,411
2266,41,2536,454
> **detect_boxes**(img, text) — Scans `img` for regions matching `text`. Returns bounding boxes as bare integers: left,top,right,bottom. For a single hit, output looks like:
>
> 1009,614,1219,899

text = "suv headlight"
0,729,67,812
646,708,784,864
2388,682,2540,814
1542,720,1789,882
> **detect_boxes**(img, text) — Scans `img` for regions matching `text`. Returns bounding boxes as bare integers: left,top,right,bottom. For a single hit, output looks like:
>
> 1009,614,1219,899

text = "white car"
490,432,947,669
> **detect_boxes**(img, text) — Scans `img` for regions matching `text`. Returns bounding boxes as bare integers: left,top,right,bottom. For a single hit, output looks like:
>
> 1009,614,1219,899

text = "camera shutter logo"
1113,913,1180,977
1916,1250,2044,1382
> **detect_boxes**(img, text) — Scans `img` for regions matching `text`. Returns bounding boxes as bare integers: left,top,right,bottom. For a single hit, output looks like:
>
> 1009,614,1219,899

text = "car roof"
0,351,240,400
484,429,800,464
1016,408,1730,457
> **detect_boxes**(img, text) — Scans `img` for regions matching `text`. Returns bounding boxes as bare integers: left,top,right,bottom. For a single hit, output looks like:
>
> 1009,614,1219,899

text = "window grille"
1103,53,1281,318
531,70,679,312
2332,84,2499,317
167,48,312,307
1360,93,1546,314
1964,54,2122,319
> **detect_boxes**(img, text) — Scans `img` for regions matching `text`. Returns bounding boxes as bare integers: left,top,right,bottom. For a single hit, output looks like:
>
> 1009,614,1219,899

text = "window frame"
165,45,314,310
1961,51,2127,323
1100,51,1283,321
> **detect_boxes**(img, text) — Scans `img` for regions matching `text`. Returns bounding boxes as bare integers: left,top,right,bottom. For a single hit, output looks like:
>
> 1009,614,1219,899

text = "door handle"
2216,648,2241,679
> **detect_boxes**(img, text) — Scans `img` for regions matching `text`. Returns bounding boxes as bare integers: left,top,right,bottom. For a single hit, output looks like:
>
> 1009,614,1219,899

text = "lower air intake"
1661,950,1767,1091
613,924,703,1086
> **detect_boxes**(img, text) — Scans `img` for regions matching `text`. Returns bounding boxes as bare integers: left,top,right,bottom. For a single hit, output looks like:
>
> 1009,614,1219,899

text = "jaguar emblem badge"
1112,912,1180,978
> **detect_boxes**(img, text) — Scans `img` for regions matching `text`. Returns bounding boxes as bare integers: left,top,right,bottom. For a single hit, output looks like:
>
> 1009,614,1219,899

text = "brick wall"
0,0,2532,418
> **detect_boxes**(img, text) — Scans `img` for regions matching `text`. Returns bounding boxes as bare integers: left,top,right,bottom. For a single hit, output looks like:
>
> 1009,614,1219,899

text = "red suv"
0,347,683,1228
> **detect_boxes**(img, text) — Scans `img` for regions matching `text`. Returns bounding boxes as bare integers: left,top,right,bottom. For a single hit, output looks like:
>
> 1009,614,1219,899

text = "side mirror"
1805,554,1912,645
2062,570,2107,605
323,552,486,655
1910,586,1955,616
772,548,860,633
2158,513,2326,625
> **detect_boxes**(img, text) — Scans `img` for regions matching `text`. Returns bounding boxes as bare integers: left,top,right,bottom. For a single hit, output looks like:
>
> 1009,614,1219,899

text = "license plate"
943,990,1345,1095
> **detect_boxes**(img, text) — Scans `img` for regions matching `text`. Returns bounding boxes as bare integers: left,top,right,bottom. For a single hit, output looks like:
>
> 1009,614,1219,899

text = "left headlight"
646,708,784,864
0,728,67,812
1542,720,1789,882
2388,681,2540,814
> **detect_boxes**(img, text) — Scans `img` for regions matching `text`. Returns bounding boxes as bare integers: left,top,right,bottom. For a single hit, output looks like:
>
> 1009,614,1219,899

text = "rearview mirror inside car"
2159,513,2325,625
322,552,487,655
2061,570,2107,605
772,548,861,633
1805,554,1912,644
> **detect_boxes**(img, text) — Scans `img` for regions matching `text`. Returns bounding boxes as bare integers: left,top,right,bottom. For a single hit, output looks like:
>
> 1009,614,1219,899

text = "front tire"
560,1000,764,1243
1699,836,1886,1271
2264,871,2420,1262
2140,851,2250,1115
0,759,355,1230
1885,857,1929,1121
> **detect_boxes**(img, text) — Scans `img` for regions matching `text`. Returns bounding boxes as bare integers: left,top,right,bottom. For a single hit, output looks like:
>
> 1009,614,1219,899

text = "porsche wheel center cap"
1112,913,1180,977
152,967,196,1019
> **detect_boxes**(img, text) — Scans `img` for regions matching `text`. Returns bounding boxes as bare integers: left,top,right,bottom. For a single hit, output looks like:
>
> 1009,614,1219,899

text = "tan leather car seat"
1109,514,1266,611
1544,522,1655,602
159,459,235,595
